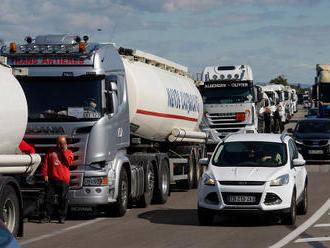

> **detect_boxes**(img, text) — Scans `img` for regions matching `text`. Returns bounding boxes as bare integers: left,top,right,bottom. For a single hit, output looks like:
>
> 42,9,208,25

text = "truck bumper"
68,186,116,206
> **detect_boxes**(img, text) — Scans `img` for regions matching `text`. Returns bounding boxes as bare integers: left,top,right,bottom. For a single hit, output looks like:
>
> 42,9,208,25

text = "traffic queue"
0,34,307,238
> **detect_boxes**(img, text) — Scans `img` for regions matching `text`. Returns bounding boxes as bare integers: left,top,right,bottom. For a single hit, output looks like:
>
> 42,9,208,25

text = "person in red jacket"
42,136,73,223
19,140,35,154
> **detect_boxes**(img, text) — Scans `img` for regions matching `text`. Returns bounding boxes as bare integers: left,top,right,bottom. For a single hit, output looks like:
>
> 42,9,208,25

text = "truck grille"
206,112,247,134
303,140,328,147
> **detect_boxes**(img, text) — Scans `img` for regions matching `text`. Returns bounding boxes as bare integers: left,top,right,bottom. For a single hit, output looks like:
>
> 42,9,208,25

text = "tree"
269,75,288,86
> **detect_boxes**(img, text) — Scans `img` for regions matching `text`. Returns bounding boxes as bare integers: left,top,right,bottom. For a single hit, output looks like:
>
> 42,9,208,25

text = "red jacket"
19,140,35,154
42,148,74,183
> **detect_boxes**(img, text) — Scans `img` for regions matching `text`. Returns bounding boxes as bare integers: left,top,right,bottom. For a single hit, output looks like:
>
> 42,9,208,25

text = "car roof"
298,118,330,123
224,133,285,143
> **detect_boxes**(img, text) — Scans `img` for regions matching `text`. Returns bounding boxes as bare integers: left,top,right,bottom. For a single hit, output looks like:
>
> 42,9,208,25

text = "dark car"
288,118,330,159
305,107,318,119
0,221,20,248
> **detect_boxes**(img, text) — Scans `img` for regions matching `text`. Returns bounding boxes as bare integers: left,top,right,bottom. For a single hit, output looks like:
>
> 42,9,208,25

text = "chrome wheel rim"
3,199,15,233
121,180,128,207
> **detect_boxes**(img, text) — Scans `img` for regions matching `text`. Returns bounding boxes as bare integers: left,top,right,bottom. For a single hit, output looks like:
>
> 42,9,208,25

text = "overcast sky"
1,0,329,85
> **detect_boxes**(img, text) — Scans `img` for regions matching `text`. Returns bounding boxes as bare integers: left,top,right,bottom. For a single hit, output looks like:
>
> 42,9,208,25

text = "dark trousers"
45,179,69,219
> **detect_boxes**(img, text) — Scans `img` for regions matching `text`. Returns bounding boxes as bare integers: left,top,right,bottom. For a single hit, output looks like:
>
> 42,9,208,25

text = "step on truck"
0,60,41,236
199,65,262,149
1,34,207,217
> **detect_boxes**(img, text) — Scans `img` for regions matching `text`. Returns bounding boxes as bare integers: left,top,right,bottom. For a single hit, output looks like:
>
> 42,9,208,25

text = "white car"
198,133,308,225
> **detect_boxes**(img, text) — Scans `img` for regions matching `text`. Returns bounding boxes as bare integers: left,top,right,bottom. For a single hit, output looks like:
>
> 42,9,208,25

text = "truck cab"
313,64,330,117
200,65,260,140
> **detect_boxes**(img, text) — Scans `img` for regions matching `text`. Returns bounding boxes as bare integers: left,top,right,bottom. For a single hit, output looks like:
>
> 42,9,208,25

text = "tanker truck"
0,61,41,236
1,34,207,216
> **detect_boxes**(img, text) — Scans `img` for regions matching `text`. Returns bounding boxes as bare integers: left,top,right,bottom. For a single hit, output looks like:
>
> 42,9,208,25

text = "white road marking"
269,198,330,248
295,237,330,243
20,218,106,246
314,223,330,227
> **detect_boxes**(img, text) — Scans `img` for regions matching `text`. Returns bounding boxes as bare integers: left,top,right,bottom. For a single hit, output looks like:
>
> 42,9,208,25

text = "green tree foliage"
269,75,288,86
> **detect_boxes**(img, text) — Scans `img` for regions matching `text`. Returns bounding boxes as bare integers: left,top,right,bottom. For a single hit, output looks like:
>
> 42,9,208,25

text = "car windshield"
212,141,287,167
319,83,330,102
202,86,254,104
296,121,330,133
19,76,103,122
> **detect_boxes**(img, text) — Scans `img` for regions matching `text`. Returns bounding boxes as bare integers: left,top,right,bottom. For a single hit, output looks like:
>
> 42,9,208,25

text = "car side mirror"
287,128,293,133
293,155,305,167
199,158,209,166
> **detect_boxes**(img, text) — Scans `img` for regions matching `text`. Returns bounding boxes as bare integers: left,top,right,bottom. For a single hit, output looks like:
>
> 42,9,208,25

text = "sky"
1,0,330,85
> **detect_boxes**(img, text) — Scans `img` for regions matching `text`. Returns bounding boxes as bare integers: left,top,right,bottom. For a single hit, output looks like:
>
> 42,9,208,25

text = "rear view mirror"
200,158,209,166
293,154,305,167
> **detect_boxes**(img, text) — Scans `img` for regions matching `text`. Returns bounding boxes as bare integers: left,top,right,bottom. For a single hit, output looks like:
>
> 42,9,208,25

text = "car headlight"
270,174,289,186
203,174,216,186
83,176,108,186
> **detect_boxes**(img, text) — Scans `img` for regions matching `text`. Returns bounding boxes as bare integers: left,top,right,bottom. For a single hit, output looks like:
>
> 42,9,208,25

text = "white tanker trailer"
1,34,207,217
0,61,41,236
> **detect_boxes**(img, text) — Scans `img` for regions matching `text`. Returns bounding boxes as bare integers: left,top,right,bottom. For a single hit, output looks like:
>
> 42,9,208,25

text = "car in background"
198,134,308,226
305,107,318,119
0,220,20,247
303,100,311,109
288,118,330,159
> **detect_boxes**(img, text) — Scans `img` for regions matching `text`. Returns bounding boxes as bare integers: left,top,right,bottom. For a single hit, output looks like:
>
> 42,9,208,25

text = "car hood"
294,133,330,140
210,166,283,182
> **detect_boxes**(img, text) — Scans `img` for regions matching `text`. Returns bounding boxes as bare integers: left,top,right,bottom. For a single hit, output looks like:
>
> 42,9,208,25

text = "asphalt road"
18,106,330,248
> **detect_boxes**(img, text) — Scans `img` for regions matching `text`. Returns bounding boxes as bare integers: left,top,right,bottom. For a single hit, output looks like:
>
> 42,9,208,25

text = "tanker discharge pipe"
168,128,208,143
0,154,41,176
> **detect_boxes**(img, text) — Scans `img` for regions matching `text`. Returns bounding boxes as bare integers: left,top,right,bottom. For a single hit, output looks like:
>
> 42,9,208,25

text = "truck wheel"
178,154,194,190
0,185,20,236
154,160,170,204
193,153,201,188
297,185,308,215
198,205,214,226
282,191,296,225
137,162,155,208
109,167,128,217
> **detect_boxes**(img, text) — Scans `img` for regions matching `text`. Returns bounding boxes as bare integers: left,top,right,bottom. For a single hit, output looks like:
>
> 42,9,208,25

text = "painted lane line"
269,198,330,248
20,218,106,246
314,223,330,227
295,237,330,243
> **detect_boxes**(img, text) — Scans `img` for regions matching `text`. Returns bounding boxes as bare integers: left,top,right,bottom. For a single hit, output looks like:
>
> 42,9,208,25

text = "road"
18,106,330,248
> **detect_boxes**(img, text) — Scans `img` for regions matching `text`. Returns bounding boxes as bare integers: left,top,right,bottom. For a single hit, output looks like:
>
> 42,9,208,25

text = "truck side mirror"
105,81,117,92
312,85,317,100
199,158,209,167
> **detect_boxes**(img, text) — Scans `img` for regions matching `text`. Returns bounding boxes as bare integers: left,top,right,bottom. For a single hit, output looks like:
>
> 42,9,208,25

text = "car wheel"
198,205,214,226
297,185,308,215
282,191,296,225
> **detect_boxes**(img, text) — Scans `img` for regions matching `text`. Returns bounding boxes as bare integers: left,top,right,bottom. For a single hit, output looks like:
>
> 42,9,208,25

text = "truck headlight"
83,176,108,186
270,174,289,186
203,174,216,186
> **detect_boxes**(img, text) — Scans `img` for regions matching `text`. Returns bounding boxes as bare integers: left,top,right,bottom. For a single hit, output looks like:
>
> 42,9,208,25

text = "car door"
289,139,304,197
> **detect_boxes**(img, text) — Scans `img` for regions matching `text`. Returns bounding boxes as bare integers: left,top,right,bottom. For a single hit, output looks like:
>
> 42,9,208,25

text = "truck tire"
198,205,214,226
297,185,308,215
0,185,20,236
193,153,201,188
178,153,194,190
109,167,128,217
154,160,170,204
282,191,296,225
137,162,155,208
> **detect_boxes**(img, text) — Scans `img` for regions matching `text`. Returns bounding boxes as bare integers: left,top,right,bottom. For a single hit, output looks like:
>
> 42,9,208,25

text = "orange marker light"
10,42,17,53
102,177,108,185
79,42,86,52
236,113,245,121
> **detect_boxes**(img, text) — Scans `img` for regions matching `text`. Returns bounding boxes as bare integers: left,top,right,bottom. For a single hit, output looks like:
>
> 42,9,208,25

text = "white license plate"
308,150,324,155
228,195,256,203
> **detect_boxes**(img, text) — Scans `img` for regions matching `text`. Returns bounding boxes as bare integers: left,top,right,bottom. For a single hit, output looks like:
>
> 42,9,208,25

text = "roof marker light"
79,42,86,52
10,42,17,53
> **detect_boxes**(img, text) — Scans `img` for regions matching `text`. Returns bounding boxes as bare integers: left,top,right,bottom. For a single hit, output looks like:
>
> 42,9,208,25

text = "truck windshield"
319,83,330,102
212,142,287,167
202,87,254,104
19,76,103,122
284,91,289,100
276,91,283,102
265,92,275,105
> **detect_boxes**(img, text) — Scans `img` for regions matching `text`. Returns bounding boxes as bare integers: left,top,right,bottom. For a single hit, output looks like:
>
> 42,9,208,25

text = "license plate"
227,195,256,203
308,150,324,155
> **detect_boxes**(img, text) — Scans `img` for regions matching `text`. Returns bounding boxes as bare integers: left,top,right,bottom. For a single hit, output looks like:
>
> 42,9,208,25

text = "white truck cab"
198,133,308,226
200,65,260,141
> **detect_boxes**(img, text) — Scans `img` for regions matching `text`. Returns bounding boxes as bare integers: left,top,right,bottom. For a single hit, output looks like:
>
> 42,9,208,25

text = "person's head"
276,104,281,110
89,100,96,109
265,107,271,114
56,136,67,151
